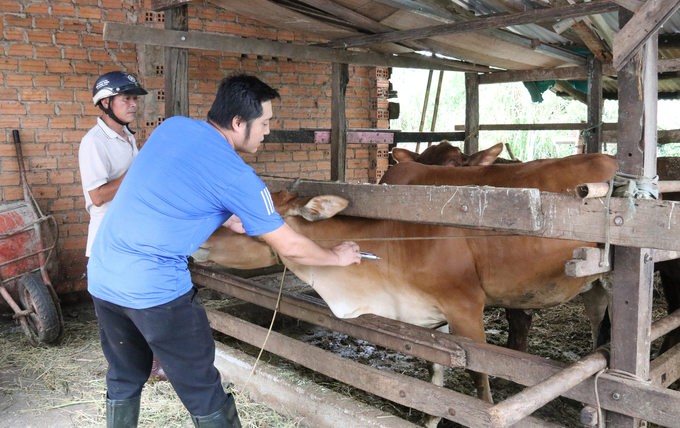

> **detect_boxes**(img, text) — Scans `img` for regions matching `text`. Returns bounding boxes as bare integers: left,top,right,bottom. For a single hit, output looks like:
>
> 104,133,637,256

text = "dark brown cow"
197,153,617,412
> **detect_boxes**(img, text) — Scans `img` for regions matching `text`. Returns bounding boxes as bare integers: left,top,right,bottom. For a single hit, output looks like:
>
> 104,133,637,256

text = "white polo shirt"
79,118,138,256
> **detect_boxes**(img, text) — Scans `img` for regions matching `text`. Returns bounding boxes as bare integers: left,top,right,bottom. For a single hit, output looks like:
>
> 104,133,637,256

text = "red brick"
0,1,22,12
59,157,80,169
63,236,86,251
49,89,74,101
0,172,20,186
89,50,113,62
0,57,18,70
25,2,48,12
50,170,75,184
20,143,47,156
4,29,24,41
77,117,96,129
20,59,46,73
36,46,62,58
0,88,18,100
52,4,76,17
104,10,126,22
51,198,75,211
0,143,17,157
74,61,99,75
34,17,60,30
60,184,82,197
90,21,104,34
57,103,82,115
115,51,137,63
27,30,53,44
55,33,80,45
3,186,24,201
48,60,74,74
63,19,88,32
32,157,58,169
50,117,75,129
22,117,48,129
78,6,101,19
64,76,89,88
0,102,26,115
64,47,88,60
6,74,32,87
7,44,33,57
35,75,61,87
5,14,31,27
36,131,62,143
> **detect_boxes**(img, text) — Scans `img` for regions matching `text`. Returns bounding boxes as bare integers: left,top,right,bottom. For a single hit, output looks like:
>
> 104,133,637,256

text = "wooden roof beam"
612,0,645,12
103,22,469,71
614,0,680,70
480,58,680,84
151,0,193,11
321,0,619,49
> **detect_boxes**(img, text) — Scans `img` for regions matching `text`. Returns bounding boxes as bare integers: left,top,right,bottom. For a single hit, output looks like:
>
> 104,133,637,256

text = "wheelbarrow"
0,130,64,346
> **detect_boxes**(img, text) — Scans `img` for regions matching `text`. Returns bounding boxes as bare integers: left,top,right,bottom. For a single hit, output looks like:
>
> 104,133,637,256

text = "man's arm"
88,173,126,207
260,223,361,266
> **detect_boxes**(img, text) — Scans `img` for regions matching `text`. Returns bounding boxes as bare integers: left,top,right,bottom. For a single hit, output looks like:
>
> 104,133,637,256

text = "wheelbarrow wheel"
17,273,61,344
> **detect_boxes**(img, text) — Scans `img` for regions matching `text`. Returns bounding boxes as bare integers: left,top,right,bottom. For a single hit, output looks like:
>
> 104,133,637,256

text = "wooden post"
585,56,603,154
331,63,348,182
465,72,479,155
427,71,444,147
609,6,658,428
164,5,189,118
415,69,433,153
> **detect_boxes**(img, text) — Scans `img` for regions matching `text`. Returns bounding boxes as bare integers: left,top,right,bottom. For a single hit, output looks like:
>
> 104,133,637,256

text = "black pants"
92,288,228,416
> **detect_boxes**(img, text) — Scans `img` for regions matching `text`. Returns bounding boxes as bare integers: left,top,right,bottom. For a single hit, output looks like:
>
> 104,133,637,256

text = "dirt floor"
0,270,677,428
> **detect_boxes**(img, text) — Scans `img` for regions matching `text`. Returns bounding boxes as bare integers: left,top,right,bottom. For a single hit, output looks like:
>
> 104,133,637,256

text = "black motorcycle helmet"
92,71,148,130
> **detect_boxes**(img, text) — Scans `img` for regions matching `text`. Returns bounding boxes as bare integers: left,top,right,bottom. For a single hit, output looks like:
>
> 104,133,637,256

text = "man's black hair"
207,74,280,130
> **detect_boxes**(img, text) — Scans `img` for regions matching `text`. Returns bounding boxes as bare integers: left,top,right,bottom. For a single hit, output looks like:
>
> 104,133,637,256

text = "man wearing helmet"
79,70,148,257
86,74,362,428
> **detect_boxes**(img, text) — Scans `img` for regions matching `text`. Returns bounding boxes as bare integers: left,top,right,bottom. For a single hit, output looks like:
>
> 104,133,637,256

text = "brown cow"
197,153,616,413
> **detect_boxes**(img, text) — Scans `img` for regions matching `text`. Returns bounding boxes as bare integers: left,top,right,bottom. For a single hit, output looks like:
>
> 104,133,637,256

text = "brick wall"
0,0,390,295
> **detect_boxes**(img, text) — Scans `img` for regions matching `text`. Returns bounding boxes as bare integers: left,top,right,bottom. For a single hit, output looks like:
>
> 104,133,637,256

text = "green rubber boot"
191,394,241,428
106,395,141,428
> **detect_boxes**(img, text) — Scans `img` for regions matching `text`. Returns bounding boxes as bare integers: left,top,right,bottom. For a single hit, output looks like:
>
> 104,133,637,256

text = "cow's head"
193,185,349,269
391,141,504,167
271,184,349,221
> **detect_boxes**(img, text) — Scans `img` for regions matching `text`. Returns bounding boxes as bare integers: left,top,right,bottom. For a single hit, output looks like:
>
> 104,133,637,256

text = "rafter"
613,0,680,70
321,0,619,49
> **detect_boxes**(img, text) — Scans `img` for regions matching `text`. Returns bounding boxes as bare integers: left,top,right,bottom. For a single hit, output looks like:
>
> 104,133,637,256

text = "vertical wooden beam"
585,56,603,154
609,7,658,428
464,72,479,155
331,63,349,182
164,5,189,118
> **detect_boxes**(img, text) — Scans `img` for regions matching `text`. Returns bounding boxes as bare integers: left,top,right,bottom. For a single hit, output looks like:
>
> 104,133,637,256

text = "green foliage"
389,68,680,160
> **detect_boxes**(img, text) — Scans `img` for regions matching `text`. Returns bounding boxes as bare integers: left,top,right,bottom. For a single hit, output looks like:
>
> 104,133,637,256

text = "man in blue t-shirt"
88,74,362,428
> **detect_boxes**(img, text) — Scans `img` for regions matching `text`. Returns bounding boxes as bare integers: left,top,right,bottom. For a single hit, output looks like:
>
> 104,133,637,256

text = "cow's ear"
391,148,417,163
299,195,349,221
468,143,504,166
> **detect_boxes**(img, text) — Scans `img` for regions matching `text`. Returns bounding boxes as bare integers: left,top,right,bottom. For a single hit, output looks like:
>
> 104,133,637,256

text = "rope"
240,266,287,394
593,363,650,428
580,121,604,140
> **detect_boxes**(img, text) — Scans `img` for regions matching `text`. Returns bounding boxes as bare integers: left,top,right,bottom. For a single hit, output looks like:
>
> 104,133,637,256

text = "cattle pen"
5,0,680,427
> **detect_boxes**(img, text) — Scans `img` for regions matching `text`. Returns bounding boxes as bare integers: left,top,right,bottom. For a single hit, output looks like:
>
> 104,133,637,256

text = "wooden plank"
193,266,680,427
206,309,561,428
488,350,608,427
164,5,189,119
453,123,618,131
650,340,680,387
612,0,644,12
585,56,603,154
465,72,479,155
554,80,587,104
331,63,348,182
394,131,466,143
609,13,658,426
102,23,463,71
261,178,680,252
151,0,192,11
191,266,466,369
651,309,680,342
322,1,619,49
613,0,680,70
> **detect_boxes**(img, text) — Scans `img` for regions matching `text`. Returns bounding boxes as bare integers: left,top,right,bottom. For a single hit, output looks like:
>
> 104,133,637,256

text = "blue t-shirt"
87,117,284,309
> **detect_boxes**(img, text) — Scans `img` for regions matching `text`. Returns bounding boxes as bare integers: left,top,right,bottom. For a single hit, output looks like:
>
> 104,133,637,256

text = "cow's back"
381,153,616,195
